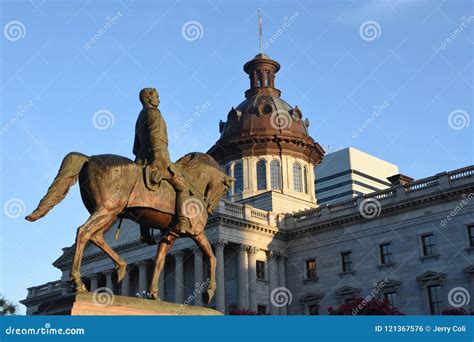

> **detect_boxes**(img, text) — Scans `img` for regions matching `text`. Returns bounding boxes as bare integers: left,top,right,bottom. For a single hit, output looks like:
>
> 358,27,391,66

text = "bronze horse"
26,151,232,303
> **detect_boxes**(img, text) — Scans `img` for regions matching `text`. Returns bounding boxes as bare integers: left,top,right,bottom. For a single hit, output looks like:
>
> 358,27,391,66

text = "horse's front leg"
150,233,177,300
192,233,216,304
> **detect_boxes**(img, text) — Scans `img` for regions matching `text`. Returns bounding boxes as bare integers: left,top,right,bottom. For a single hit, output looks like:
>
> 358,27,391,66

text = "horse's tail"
25,152,90,222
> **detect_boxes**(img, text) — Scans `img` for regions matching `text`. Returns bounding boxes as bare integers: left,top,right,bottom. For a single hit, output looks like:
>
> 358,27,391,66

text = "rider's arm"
132,132,140,157
147,108,169,166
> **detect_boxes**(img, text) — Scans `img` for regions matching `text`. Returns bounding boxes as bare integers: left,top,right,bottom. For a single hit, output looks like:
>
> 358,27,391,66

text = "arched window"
293,163,302,192
264,71,270,87
270,160,282,190
303,166,309,194
226,164,232,196
256,160,267,190
234,161,243,195
257,72,263,87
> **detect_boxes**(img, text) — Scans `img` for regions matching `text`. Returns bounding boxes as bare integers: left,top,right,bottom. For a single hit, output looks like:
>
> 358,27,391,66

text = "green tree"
0,295,17,316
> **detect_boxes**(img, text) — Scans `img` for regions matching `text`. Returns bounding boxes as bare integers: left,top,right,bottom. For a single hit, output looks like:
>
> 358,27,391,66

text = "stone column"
267,250,279,316
194,247,203,306
247,246,259,312
173,251,185,304
237,244,249,309
89,273,99,292
104,269,114,292
215,239,227,313
137,260,148,295
278,254,287,315
121,267,130,296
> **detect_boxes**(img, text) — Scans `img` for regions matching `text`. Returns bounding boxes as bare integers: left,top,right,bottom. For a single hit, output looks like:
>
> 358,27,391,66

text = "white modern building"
22,53,474,316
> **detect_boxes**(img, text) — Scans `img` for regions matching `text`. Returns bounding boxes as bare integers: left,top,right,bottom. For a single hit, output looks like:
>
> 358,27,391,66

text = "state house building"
22,53,474,316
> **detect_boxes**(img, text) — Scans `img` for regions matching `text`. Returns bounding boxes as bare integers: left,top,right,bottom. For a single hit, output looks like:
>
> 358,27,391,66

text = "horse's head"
175,152,233,214
205,174,234,214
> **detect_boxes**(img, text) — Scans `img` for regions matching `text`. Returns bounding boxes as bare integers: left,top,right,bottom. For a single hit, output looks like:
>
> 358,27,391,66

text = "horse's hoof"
149,292,161,301
76,284,88,293
202,289,215,304
116,264,127,284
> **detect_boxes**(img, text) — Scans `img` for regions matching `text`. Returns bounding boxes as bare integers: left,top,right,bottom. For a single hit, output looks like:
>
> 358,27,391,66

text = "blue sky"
1,0,472,314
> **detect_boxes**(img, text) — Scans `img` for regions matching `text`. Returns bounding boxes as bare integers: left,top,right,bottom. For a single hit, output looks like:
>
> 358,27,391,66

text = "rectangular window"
306,259,317,279
468,225,474,247
256,261,265,280
308,304,319,315
428,285,442,315
422,233,435,256
379,243,392,264
257,305,267,315
341,252,352,272
384,291,398,308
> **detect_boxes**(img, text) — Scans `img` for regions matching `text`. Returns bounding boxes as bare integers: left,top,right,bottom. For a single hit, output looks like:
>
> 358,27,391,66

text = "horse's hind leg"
70,212,117,292
90,228,127,284
191,233,216,304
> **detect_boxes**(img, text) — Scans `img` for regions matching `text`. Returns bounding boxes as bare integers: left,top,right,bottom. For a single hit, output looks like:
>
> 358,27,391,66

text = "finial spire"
258,9,263,54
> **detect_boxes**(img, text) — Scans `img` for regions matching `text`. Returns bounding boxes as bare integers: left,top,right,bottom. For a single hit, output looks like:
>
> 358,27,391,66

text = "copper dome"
208,54,324,166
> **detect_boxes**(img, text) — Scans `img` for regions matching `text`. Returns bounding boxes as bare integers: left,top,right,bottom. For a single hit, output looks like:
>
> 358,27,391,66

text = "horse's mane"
176,152,223,175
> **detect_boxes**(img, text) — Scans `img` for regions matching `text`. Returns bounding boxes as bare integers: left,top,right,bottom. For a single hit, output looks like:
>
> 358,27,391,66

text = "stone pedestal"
35,293,222,316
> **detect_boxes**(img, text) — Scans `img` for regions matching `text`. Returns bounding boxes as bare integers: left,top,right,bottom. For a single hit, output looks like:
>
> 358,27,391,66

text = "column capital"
235,244,249,252
214,239,228,249
265,250,276,260
137,260,149,269
172,250,186,260
103,268,115,276
247,246,260,254
192,245,203,254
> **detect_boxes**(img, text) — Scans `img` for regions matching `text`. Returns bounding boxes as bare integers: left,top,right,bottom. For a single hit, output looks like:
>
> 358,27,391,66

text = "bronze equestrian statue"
25,88,233,304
